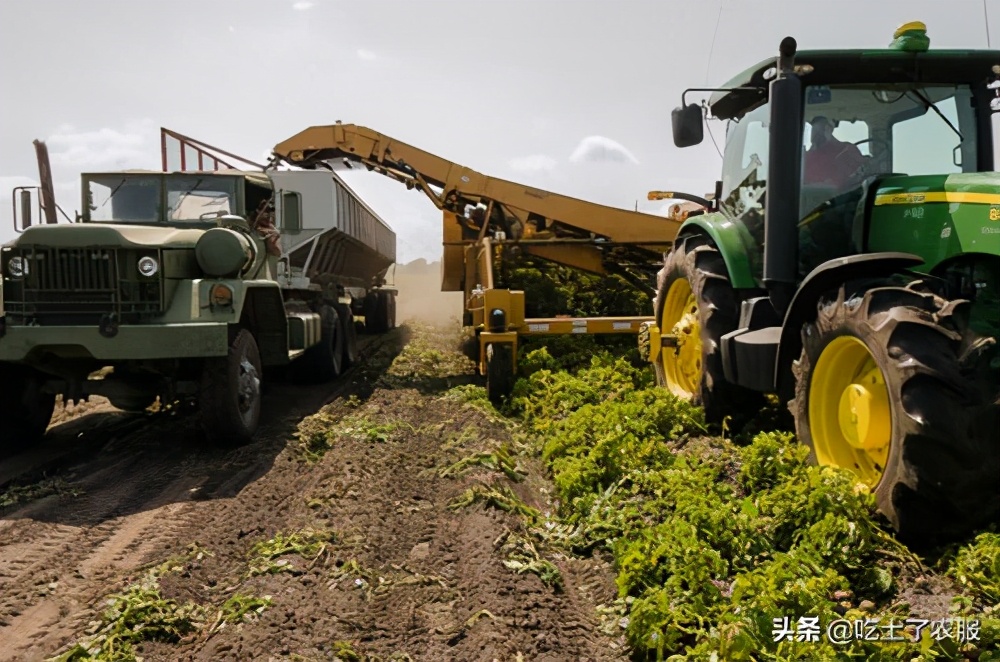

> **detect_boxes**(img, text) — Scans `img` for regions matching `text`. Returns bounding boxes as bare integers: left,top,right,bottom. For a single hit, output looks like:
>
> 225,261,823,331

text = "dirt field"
0,319,625,661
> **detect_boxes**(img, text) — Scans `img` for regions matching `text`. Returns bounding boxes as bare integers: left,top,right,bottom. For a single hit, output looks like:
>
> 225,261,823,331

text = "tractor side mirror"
672,104,704,148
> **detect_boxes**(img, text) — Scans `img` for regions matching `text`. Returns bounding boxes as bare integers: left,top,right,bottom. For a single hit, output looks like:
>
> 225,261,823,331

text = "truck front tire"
0,363,56,455
199,329,262,446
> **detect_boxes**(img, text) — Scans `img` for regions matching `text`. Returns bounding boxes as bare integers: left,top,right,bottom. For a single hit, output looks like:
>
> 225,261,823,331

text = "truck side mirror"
672,104,704,148
13,187,34,232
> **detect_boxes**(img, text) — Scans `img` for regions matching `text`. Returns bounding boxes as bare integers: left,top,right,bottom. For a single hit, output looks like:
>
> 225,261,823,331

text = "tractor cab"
659,24,1000,540
676,24,998,286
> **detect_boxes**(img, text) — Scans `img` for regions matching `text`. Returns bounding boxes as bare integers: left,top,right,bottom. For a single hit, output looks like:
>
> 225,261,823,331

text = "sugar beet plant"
510,348,999,660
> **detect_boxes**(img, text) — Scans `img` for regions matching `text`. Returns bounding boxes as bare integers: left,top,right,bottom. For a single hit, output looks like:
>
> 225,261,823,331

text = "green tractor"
646,23,1000,540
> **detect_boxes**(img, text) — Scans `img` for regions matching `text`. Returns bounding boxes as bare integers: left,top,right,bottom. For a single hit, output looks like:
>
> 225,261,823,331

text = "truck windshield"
166,176,237,221
85,175,239,223
87,175,162,222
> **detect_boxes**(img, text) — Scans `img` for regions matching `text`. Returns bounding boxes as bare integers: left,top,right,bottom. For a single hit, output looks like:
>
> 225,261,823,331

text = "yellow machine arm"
271,123,683,290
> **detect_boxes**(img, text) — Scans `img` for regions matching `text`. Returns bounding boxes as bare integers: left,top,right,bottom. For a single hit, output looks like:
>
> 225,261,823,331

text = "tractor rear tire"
791,281,1000,542
654,234,764,428
199,329,262,446
486,343,514,406
0,363,56,455
294,305,343,382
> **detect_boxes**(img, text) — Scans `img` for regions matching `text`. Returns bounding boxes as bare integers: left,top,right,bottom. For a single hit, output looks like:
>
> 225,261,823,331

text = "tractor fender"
677,214,758,290
774,252,925,398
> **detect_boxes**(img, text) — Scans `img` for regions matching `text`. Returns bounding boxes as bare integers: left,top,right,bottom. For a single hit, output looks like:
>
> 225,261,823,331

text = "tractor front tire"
654,234,764,427
200,329,263,446
791,281,1000,542
0,363,56,455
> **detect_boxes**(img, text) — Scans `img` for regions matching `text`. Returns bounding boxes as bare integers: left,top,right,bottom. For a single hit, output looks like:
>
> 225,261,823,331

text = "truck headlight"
210,283,234,307
7,256,28,279
137,255,159,277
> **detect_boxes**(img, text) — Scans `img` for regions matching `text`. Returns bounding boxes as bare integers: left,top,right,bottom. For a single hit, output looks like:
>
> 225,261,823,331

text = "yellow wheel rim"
659,278,703,399
808,336,892,488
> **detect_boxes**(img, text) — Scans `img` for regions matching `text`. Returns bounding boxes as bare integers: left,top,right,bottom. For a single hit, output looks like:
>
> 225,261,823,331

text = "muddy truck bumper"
0,320,229,362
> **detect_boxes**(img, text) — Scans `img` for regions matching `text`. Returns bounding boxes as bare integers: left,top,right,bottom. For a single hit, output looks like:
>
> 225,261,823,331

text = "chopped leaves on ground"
509,345,1000,660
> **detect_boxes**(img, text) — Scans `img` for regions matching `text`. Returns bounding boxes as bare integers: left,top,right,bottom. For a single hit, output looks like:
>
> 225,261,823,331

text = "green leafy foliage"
515,353,999,659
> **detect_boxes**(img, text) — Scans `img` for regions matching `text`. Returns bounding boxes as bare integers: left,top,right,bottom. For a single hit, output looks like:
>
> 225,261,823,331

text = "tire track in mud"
0,332,400,661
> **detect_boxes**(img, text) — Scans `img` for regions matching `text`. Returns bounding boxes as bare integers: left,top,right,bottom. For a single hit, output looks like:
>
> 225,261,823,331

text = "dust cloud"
388,259,464,328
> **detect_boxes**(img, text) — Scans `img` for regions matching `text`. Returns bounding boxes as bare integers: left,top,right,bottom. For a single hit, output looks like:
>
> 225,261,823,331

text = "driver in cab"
803,115,865,191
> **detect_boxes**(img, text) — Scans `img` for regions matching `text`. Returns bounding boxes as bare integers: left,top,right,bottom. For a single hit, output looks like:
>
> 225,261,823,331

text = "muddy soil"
0,322,625,661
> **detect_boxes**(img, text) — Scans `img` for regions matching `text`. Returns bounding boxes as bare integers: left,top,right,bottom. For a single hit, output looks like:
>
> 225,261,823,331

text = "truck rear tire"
382,291,396,330
335,303,359,367
485,343,514,406
791,281,1000,541
654,234,764,428
0,364,56,454
199,329,262,446
294,305,343,382
363,292,383,334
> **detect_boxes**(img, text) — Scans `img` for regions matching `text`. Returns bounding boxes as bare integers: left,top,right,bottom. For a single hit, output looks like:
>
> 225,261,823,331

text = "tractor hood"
868,172,1000,269
12,223,206,249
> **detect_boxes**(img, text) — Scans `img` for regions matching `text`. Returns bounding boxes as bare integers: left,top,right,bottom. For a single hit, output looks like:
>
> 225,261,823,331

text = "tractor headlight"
7,256,28,279
137,255,159,277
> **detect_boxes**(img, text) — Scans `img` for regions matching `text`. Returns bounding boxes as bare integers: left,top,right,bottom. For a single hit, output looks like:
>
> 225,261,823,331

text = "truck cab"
1,162,397,450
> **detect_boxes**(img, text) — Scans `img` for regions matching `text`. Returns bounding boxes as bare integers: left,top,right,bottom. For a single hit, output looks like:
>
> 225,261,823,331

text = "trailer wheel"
0,364,56,454
486,342,514,406
295,305,343,382
363,292,383,334
791,282,1000,541
654,235,764,427
199,329,262,446
335,303,359,368
384,291,397,330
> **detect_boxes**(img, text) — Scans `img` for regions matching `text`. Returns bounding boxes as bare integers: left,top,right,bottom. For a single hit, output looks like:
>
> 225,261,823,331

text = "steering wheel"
852,138,890,157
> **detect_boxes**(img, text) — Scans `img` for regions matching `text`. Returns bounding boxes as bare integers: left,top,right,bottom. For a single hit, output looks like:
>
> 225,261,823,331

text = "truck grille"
2,247,163,324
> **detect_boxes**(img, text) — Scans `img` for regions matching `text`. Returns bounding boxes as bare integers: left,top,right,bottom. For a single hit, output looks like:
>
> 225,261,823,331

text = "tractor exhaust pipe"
763,36,802,317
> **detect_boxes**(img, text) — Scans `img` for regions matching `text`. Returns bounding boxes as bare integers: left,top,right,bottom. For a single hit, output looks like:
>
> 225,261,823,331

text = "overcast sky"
1,0,997,263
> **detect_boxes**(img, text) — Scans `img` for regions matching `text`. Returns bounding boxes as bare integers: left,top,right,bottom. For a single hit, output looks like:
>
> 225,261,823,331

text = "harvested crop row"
509,347,1000,660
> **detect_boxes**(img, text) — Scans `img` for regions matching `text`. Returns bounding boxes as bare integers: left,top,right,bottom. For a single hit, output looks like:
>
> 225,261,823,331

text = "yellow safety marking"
874,191,1000,206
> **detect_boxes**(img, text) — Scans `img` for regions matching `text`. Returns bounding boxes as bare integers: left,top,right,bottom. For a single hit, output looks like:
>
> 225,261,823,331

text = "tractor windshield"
799,83,977,214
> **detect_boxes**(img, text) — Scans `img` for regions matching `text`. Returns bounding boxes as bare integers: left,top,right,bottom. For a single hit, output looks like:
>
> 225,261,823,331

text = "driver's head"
811,116,835,147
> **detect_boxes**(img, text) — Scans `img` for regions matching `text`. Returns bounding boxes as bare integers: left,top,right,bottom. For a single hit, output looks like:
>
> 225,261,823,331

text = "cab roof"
82,169,273,189
709,48,1000,120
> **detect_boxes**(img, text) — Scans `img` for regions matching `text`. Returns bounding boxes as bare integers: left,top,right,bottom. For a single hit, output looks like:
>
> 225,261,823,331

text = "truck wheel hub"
238,358,261,413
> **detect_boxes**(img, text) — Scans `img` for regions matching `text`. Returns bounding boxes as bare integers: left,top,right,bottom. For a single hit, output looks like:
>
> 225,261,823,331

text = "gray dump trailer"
1,159,398,448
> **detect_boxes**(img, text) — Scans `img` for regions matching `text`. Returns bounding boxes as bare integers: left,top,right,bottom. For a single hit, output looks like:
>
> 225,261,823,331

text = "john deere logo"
890,193,925,204
990,207,1000,221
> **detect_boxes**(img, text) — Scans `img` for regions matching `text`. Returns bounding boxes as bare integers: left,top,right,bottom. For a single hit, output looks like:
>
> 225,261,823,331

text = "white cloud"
507,154,557,172
356,49,377,61
292,1,314,10
46,119,159,170
569,136,640,165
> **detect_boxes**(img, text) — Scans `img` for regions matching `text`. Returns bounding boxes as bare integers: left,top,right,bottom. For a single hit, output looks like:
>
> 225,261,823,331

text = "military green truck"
0,162,397,449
